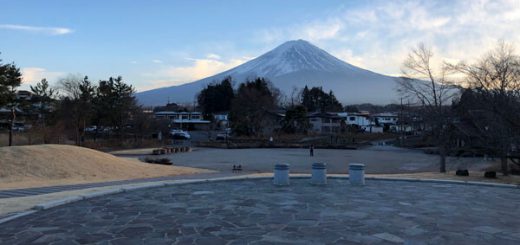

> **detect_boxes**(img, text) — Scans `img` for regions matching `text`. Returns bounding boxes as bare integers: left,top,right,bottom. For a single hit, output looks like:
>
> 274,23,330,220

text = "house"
372,112,399,126
154,111,210,130
0,107,31,130
16,90,33,101
338,112,386,133
338,112,372,128
262,110,285,135
308,112,343,134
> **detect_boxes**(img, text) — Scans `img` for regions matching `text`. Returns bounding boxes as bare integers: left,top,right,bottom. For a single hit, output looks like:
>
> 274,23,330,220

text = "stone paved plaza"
1,178,519,244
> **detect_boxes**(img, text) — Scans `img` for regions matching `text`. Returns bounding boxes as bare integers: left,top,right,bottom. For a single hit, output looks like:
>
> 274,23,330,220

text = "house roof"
372,112,398,117
155,111,202,115
307,112,342,119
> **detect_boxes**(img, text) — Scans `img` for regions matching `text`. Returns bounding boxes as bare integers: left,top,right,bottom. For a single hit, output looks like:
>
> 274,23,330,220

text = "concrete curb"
0,173,516,225
121,182,167,192
80,189,125,199
364,177,520,189
0,210,37,225
159,174,520,189
33,196,84,211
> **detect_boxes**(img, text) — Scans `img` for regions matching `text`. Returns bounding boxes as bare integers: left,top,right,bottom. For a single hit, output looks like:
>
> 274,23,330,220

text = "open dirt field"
157,145,497,175
0,144,212,190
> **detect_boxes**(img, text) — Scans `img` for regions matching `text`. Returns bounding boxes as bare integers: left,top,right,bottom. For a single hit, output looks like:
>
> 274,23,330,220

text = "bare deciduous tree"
58,74,95,145
397,43,457,173
453,42,520,175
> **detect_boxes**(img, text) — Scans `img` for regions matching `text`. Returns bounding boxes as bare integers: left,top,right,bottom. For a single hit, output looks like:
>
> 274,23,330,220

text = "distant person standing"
309,144,314,157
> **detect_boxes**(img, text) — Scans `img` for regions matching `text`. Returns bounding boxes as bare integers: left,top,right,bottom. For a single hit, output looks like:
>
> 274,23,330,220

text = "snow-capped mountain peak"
228,39,358,77
136,40,397,106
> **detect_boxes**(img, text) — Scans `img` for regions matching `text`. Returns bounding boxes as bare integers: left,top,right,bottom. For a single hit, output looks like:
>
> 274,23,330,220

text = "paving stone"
398,212,417,218
373,232,405,243
472,226,503,234
191,191,214,195
404,226,427,236
342,211,368,219
0,179,518,244
32,233,68,243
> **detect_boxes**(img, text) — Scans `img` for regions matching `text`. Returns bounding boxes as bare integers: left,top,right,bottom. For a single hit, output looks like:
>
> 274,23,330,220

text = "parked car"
170,129,191,140
216,132,230,140
12,123,25,132
85,126,97,132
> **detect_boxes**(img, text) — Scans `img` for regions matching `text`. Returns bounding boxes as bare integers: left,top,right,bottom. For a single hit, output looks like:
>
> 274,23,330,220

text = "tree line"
197,77,344,136
0,59,158,147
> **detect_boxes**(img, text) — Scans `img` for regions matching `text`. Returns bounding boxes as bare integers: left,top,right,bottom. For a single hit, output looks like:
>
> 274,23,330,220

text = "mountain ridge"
136,40,398,106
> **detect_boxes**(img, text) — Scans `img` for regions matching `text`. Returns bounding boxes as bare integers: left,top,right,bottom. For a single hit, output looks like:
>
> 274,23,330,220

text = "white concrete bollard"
349,163,365,186
273,163,290,186
311,162,327,185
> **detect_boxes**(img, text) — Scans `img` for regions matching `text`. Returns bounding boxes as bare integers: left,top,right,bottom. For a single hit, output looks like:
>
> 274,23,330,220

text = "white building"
338,112,373,128
337,112,385,133
308,112,343,134
154,111,210,130
372,112,399,126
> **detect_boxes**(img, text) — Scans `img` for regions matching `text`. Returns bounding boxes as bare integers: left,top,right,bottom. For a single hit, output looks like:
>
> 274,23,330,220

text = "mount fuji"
136,40,398,106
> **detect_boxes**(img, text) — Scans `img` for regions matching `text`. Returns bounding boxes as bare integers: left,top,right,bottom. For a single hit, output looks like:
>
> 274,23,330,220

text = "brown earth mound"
0,144,212,190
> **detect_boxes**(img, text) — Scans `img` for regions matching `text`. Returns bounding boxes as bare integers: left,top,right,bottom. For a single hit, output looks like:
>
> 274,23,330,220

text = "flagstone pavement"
0,178,519,244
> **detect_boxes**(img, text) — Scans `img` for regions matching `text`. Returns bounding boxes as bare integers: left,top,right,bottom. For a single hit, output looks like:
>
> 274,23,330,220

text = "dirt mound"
0,144,211,189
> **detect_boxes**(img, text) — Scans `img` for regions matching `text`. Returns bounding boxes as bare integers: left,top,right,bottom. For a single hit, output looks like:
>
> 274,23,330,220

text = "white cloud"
138,55,251,91
206,53,221,60
0,24,73,35
255,0,520,76
137,79,181,91
302,20,343,41
166,57,247,81
21,67,64,89
152,59,163,64
258,19,343,44
137,0,520,91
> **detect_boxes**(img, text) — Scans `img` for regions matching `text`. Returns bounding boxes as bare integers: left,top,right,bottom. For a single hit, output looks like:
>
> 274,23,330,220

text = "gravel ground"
158,146,495,174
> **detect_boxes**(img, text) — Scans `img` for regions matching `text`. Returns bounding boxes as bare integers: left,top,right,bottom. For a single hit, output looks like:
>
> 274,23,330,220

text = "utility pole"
400,97,404,146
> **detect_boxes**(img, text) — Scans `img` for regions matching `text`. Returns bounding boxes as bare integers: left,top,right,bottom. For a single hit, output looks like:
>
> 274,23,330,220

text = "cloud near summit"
138,55,250,91
256,0,520,76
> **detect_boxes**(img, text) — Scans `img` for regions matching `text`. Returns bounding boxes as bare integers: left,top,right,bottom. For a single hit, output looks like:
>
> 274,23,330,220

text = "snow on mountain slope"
227,39,359,76
136,40,399,106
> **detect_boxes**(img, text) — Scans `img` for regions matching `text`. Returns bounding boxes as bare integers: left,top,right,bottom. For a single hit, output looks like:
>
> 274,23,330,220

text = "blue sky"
1,0,520,91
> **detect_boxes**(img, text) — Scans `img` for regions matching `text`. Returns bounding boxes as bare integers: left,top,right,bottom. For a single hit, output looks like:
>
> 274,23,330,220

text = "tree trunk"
42,114,48,144
8,107,15,146
500,156,509,176
439,146,447,173
76,123,81,146
8,127,13,146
